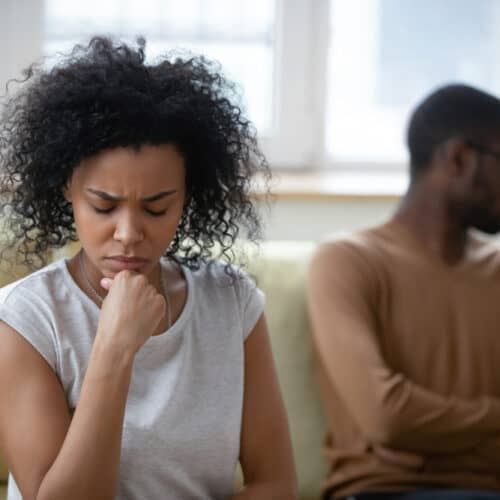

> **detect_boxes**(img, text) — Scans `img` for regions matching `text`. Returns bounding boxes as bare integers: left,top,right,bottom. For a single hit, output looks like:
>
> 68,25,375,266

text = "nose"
113,210,144,246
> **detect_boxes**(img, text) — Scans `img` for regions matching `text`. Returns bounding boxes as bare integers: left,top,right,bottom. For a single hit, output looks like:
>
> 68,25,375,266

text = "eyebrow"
86,188,177,202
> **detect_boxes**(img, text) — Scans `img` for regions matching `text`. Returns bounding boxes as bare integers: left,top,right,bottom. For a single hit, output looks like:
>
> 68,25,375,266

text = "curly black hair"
0,36,269,271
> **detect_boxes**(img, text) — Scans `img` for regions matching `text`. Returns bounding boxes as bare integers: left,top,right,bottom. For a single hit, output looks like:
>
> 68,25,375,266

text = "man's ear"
441,138,477,179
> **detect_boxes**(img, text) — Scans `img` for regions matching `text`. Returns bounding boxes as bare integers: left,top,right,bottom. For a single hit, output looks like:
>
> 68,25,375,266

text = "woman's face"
65,143,186,279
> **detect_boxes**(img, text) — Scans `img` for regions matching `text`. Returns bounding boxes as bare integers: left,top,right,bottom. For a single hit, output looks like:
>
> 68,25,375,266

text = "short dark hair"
407,83,500,180
0,36,270,270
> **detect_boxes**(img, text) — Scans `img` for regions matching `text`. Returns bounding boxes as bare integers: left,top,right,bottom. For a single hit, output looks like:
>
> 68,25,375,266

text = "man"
307,84,500,500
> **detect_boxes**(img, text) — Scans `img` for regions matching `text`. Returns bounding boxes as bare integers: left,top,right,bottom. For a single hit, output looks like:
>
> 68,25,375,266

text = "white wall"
0,1,399,244
261,197,398,242
0,0,44,96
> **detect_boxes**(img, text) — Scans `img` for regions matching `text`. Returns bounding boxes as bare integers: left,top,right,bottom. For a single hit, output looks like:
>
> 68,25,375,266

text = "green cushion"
0,482,6,500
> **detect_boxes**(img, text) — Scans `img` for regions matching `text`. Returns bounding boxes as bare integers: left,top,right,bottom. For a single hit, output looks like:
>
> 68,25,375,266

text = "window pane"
326,0,500,165
43,0,275,134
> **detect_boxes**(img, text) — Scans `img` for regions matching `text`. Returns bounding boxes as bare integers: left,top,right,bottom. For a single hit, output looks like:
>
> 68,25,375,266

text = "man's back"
308,219,500,499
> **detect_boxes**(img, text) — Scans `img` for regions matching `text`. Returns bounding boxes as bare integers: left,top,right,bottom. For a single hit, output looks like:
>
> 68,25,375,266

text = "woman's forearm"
36,337,134,500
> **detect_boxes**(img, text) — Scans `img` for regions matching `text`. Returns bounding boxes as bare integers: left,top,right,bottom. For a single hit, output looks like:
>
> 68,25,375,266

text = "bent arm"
230,314,298,500
0,321,134,500
307,241,500,456
419,434,500,473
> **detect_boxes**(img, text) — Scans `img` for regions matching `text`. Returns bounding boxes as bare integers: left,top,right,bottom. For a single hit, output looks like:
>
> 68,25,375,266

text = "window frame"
1,0,409,194
2,0,333,167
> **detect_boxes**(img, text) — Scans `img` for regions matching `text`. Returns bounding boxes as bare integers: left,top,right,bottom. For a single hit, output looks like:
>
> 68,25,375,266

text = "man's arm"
307,239,500,456
423,436,500,473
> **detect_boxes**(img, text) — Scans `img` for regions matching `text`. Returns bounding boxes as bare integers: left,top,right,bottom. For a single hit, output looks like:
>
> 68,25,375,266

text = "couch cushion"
246,241,328,499
0,482,6,500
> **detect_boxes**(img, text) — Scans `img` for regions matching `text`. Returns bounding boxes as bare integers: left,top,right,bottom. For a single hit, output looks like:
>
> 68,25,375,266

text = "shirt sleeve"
0,281,58,371
234,268,265,341
307,238,500,455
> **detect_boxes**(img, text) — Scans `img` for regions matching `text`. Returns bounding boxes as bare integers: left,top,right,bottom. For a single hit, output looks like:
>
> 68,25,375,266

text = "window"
43,0,276,136
0,0,326,170
40,0,321,169
325,0,500,167
2,0,500,193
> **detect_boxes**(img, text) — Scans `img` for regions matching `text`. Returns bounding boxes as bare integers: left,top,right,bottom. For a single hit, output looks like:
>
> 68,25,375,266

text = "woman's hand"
96,271,166,356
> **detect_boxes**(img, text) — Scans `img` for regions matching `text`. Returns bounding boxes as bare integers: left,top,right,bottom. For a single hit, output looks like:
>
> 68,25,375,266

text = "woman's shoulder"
186,258,255,289
190,257,263,311
182,258,264,340
0,259,67,305
0,260,69,372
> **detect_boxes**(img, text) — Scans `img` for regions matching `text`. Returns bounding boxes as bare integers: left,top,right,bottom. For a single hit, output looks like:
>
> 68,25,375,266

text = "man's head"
407,84,500,233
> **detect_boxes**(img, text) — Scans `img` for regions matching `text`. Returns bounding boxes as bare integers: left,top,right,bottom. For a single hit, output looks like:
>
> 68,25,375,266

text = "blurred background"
1,0,499,241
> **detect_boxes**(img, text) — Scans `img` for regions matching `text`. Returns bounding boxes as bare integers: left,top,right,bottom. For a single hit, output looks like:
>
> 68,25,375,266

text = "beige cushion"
246,241,327,499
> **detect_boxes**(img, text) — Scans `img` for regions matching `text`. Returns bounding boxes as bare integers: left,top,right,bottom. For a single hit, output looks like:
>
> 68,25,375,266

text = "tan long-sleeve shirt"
308,219,500,499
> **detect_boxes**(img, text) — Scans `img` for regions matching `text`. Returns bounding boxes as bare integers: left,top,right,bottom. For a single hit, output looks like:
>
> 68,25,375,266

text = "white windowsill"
253,169,408,201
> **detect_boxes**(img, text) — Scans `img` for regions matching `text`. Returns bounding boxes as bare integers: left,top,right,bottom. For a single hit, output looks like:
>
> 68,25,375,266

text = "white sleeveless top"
0,258,264,500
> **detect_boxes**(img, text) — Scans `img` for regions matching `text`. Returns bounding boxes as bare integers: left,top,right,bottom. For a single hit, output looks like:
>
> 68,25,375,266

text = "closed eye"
92,206,167,217
93,206,114,214
145,209,167,217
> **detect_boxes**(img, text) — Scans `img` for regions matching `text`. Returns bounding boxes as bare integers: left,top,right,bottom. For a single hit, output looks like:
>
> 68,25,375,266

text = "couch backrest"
246,241,328,499
0,241,328,498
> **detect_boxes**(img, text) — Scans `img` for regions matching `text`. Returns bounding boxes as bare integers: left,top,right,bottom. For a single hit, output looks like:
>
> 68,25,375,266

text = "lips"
105,256,149,272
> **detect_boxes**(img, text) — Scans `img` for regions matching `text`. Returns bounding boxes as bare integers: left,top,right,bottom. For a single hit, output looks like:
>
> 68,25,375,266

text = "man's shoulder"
315,223,390,262
308,224,394,290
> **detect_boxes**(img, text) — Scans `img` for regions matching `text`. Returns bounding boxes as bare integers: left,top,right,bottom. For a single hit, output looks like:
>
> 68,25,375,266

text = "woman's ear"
62,182,72,203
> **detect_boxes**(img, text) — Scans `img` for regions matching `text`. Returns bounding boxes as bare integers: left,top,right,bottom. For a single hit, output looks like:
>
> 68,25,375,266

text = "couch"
0,240,328,500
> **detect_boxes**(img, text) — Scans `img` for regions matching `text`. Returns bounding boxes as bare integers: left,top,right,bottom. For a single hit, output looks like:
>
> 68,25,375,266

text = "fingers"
100,272,161,298
100,277,113,290
100,271,137,289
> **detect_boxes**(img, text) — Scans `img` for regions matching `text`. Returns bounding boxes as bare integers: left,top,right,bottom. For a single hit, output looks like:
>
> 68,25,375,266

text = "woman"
0,37,297,500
